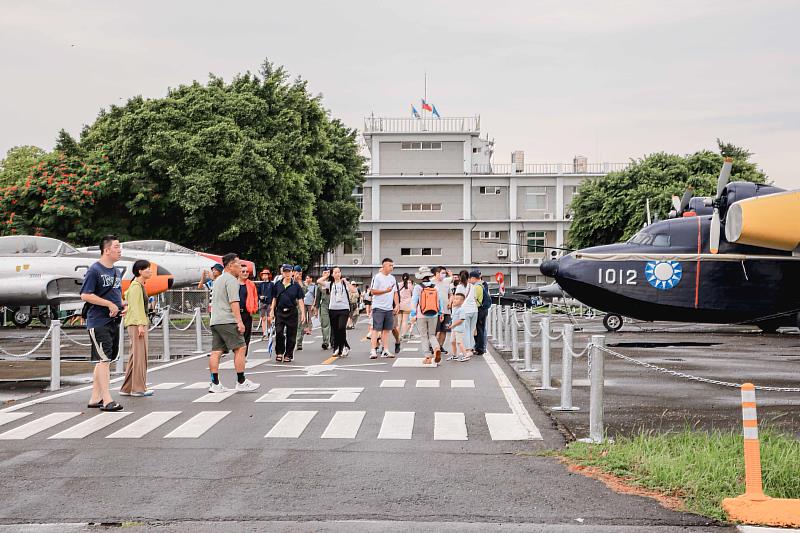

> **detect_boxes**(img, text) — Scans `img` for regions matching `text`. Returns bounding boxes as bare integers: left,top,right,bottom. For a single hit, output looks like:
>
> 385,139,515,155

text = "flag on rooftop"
431,104,441,119
411,105,420,119
421,99,433,112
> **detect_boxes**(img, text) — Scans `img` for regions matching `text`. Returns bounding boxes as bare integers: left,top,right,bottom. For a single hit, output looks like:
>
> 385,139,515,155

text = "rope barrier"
167,312,198,332
596,345,800,393
60,329,91,347
0,325,53,357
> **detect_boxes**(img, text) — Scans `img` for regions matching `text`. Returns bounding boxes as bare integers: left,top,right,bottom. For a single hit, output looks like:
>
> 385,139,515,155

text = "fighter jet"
540,159,800,332
0,235,174,327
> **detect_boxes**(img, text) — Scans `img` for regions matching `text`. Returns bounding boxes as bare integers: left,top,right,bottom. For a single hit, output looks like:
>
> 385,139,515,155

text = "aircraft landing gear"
756,320,780,333
11,307,33,328
603,313,624,332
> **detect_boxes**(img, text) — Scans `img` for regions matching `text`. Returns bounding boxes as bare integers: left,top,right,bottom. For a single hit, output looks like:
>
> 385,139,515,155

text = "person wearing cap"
409,266,445,364
314,266,333,350
294,269,315,352
198,263,224,313
269,264,306,362
471,270,489,356
256,268,274,338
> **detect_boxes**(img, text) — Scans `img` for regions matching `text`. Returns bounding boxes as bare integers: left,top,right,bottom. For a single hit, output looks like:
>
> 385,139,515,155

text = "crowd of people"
79,236,493,410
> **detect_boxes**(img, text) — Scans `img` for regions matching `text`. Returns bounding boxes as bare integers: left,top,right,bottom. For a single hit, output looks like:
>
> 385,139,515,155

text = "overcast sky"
2,1,799,189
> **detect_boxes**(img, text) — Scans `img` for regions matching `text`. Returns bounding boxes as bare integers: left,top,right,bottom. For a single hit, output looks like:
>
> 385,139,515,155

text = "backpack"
419,285,439,315
479,281,492,310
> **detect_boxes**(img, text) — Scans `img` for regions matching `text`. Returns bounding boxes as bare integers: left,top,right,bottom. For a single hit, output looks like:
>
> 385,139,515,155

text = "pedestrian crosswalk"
0,408,540,442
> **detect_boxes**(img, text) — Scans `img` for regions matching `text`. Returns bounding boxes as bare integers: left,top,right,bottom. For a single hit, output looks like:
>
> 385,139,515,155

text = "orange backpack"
419,286,439,315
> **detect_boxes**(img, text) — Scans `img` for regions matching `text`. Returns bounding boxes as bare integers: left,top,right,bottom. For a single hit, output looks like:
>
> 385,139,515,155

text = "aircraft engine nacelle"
725,190,800,251
1,276,82,306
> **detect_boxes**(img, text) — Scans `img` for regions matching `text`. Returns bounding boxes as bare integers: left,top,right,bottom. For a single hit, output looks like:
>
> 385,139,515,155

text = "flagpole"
424,71,427,120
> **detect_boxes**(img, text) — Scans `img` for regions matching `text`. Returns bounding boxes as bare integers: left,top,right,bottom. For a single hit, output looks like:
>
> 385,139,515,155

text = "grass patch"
561,427,800,521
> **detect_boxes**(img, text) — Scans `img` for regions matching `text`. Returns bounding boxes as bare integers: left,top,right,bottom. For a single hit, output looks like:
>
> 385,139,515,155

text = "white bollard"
504,307,513,353
193,307,204,354
115,319,125,375
552,324,579,411
520,311,536,372
496,306,506,349
49,320,61,391
161,307,171,362
537,316,555,390
510,311,519,361
580,335,606,443
487,306,495,339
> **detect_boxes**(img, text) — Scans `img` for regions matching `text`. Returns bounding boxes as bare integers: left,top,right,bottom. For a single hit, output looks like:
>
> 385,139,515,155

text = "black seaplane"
540,158,800,332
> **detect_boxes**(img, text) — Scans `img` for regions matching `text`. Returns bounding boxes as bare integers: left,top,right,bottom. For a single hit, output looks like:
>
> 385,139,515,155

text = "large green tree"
74,59,365,266
0,145,46,187
567,141,767,249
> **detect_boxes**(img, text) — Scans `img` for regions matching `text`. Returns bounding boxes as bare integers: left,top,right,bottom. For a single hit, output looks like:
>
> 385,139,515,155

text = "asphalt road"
0,318,732,531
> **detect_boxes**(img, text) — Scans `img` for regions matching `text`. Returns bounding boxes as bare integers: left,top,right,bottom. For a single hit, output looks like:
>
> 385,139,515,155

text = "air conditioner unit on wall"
496,248,508,258
352,258,361,265
550,249,561,259
543,213,554,220
522,257,542,266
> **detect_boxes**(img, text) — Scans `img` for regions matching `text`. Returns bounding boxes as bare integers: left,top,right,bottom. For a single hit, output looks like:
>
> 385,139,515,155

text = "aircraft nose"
540,259,559,278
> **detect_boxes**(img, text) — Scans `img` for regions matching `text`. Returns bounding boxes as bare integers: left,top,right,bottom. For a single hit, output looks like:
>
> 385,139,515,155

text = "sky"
2,0,799,189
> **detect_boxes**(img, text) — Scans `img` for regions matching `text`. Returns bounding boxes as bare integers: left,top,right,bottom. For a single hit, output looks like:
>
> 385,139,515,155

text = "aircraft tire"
11,309,33,328
603,313,624,332
756,321,779,333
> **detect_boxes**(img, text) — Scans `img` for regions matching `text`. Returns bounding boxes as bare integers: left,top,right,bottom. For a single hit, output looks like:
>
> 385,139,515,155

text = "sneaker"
321,343,329,350
381,349,394,359
394,342,401,355
118,391,131,397
341,347,350,357
131,390,155,397
445,354,458,361
235,379,261,392
296,345,303,351
369,350,378,359
457,354,471,362
99,401,123,412
208,382,229,393
440,348,449,355
434,348,442,364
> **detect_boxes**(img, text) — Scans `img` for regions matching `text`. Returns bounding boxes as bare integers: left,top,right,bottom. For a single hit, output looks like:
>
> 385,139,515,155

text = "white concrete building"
330,115,627,287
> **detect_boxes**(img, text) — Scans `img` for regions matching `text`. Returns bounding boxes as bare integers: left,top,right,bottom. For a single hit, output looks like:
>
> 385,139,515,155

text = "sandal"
276,354,284,362
87,400,104,409
422,356,433,365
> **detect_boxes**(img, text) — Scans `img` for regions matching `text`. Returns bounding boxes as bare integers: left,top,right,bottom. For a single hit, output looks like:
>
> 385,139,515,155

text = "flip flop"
276,354,284,362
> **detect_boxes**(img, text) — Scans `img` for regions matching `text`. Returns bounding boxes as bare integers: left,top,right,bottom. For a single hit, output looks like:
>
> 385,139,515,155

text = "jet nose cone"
540,259,559,278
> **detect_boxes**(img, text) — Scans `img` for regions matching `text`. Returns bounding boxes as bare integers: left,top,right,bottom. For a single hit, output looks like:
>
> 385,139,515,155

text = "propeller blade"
646,198,652,226
716,157,733,199
710,208,721,254
680,187,693,212
672,195,681,212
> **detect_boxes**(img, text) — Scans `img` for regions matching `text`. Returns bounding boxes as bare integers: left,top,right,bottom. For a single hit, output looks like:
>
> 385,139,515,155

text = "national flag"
411,105,420,119
421,99,433,112
431,104,441,119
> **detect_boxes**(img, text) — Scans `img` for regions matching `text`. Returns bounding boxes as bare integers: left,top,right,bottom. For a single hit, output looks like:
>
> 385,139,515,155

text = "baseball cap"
293,265,303,272
211,263,224,272
469,269,481,278
280,263,292,271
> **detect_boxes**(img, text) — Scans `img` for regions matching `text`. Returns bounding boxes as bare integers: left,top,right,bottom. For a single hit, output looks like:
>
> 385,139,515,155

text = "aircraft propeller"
707,157,733,254
669,186,694,218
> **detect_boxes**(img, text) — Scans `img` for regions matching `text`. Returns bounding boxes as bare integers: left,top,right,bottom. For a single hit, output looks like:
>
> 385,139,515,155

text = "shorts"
211,323,246,352
372,308,394,331
436,314,452,334
259,304,270,318
88,321,120,364
452,330,465,346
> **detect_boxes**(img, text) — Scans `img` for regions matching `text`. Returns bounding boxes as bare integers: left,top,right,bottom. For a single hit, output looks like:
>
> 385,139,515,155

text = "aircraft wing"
0,273,83,306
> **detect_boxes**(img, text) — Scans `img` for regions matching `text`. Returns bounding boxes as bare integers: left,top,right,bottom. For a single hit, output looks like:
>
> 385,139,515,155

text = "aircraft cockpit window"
0,236,76,256
123,240,167,253
627,231,671,247
164,242,194,254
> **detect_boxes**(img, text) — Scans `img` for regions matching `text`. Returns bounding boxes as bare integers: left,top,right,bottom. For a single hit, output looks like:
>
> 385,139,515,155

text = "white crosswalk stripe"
392,358,437,368
401,347,419,352
266,411,317,438
380,380,406,388
377,411,415,440
0,412,31,428
416,380,439,388
0,412,81,440
434,412,468,441
451,380,475,388
219,359,268,370
149,383,184,390
321,411,366,439
484,413,531,441
164,411,229,438
183,382,210,389
49,412,131,439
193,391,237,403
106,411,181,439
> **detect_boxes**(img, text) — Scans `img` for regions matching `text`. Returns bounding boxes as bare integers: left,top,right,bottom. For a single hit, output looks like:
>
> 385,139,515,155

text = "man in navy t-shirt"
80,235,126,412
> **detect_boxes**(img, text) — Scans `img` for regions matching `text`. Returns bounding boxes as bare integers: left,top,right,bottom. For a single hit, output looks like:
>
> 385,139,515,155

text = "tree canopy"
0,145,46,187
567,141,767,249
0,60,365,267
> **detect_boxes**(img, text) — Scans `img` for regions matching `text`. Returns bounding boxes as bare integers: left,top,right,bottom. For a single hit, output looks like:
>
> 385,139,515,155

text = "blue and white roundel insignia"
645,260,682,290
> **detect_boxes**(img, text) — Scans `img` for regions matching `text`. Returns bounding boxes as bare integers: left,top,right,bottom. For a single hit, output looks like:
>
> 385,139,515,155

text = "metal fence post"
49,320,61,391
552,323,579,411
510,310,520,361
520,310,536,372
487,306,494,339
114,319,125,375
496,306,505,349
537,316,555,390
161,307,171,362
193,307,204,354
504,306,512,352
580,335,606,443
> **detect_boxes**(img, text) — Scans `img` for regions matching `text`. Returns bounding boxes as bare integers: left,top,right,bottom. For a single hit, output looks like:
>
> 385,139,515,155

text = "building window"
564,185,578,212
343,236,363,255
352,186,364,210
479,231,501,240
524,187,548,210
401,141,442,150
401,203,442,212
479,186,501,195
526,275,546,286
526,231,546,253
472,147,482,153
401,247,442,257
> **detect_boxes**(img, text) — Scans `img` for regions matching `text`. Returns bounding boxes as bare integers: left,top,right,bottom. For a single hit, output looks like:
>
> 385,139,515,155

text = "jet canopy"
122,240,196,254
0,236,79,256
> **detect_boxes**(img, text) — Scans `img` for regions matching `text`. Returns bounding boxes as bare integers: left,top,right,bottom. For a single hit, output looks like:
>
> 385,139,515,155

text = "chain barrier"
596,345,800,393
167,312,198,332
61,329,91,347
0,325,54,357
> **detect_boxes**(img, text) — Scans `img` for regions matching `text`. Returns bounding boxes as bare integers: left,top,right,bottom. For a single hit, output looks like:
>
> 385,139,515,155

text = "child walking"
448,293,469,362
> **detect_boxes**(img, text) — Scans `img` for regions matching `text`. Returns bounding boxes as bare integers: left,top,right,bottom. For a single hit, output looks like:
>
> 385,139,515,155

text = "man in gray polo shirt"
208,253,260,393
369,257,399,359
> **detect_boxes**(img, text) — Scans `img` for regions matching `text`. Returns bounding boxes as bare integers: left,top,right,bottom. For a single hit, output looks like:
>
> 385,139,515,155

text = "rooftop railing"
471,162,630,175
363,116,480,134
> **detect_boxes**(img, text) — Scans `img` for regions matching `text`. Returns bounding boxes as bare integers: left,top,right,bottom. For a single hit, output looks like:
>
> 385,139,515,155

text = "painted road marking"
434,412,468,441
219,359,267,370
256,387,363,403
0,412,31,428
416,380,440,388
183,382,210,389
193,391,237,403
482,353,542,440
0,412,81,440
302,340,315,344
266,411,317,438
401,347,419,352
392,358,437,368
149,382,184,390
407,340,421,344
377,411,415,440
321,411,366,439
106,411,181,439
165,411,230,438
451,380,475,388
48,412,131,439
380,380,406,388
485,413,530,441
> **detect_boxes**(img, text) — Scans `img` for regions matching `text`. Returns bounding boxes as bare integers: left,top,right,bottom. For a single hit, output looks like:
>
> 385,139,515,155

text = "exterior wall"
471,185,509,219
518,230,558,258
380,184,464,220
380,229,463,265
517,185,557,220
361,186,372,220
379,141,464,174
332,231,371,268
471,230,509,263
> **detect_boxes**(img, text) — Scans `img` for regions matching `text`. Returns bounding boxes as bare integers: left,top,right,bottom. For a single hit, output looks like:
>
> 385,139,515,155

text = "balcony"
363,116,480,134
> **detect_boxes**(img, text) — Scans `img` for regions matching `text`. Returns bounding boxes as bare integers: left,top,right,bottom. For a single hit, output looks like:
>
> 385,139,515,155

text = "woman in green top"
120,259,153,397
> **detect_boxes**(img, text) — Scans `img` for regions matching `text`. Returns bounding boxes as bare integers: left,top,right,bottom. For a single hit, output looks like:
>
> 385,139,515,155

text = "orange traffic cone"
721,383,800,527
